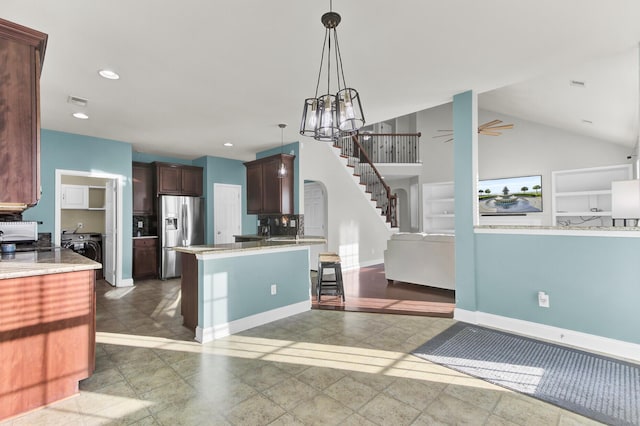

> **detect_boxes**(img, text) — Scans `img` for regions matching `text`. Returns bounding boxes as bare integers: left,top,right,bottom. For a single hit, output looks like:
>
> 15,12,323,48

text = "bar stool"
317,252,345,302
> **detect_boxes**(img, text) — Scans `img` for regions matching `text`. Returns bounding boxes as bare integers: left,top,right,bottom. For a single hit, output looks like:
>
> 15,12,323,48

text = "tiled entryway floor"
3,279,602,425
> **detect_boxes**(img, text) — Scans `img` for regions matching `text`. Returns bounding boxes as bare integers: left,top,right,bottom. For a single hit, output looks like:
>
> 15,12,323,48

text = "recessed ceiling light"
223,142,233,147
98,69,120,80
72,112,89,120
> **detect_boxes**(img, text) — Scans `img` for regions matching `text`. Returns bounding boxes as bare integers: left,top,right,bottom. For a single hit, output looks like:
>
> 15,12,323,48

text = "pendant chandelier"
299,1,365,142
277,123,288,179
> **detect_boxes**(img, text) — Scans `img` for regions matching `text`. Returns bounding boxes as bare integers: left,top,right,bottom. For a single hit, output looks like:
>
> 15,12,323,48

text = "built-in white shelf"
551,164,632,227
423,181,455,234
61,184,106,210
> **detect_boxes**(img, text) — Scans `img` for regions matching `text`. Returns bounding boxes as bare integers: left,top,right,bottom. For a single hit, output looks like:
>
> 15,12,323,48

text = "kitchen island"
175,237,325,343
0,249,101,421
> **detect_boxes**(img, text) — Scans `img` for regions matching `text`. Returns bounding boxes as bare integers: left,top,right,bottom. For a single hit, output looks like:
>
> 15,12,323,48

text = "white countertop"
475,225,640,237
0,248,101,279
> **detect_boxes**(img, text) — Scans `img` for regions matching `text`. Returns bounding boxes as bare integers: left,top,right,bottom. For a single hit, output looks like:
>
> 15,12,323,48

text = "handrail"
351,134,398,228
360,132,422,137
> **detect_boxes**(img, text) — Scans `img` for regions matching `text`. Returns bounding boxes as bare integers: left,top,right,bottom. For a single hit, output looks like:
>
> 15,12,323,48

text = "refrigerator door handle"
182,203,188,246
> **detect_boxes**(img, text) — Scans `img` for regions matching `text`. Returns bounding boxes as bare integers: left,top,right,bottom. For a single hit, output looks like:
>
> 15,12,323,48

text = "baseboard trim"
342,258,384,271
117,277,134,287
196,300,311,343
454,308,640,363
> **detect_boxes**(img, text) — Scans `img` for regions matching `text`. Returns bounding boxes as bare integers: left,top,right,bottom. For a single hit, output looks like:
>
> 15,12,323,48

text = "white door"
103,179,116,285
304,182,327,269
214,184,241,244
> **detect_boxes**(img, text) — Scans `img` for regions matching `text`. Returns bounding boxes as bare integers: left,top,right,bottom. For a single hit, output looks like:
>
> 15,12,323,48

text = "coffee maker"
258,218,270,237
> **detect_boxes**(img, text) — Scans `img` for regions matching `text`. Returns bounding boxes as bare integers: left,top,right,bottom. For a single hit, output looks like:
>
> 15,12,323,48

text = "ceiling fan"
433,119,514,143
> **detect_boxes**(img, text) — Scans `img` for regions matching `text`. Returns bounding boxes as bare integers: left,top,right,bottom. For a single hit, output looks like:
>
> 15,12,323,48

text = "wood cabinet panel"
180,252,198,330
133,162,154,215
244,154,295,215
0,269,95,421
156,163,182,195
0,19,47,212
181,166,203,196
154,162,203,196
246,163,263,214
133,238,158,279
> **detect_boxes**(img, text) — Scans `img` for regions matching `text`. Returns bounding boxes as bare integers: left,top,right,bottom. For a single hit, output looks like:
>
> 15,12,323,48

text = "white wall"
416,103,633,226
300,141,394,269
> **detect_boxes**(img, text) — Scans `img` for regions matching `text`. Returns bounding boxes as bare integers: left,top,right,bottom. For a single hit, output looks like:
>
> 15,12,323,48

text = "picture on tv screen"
478,175,542,214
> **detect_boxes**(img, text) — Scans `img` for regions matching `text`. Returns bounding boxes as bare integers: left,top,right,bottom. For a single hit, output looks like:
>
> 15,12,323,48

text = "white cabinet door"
61,184,88,209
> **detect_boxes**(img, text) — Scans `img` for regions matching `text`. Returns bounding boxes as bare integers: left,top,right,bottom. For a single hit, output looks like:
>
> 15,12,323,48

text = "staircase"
330,134,399,229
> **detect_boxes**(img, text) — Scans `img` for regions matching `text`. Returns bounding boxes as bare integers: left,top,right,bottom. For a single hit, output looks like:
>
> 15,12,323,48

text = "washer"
61,233,102,263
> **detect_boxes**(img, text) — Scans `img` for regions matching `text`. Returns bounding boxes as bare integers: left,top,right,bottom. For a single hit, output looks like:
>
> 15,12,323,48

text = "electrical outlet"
77,222,83,229
270,284,277,295
138,221,144,228
538,291,550,308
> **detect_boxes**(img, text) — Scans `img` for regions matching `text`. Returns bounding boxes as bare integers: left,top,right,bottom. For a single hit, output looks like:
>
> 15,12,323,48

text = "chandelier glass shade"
300,6,365,142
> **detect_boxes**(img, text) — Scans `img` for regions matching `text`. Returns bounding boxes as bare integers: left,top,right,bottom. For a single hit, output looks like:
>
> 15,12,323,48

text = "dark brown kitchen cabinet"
244,154,295,215
0,18,47,213
133,237,158,279
132,162,154,215
154,162,203,196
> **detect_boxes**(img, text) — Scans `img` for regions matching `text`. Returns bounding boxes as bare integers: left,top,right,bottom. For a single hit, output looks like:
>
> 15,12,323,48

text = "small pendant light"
277,123,288,179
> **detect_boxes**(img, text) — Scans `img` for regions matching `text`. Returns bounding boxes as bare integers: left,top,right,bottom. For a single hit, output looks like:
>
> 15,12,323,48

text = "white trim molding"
195,300,310,344
454,309,640,363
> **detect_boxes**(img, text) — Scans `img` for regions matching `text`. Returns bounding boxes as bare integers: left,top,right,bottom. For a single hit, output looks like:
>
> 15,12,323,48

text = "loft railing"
335,134,398,228
358,132,422,163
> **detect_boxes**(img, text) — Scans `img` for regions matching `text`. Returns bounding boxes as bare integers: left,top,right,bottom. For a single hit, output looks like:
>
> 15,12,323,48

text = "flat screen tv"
478,175,542,215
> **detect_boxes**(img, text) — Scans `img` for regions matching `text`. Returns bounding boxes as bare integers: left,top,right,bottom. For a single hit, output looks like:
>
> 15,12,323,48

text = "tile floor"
3,279,603,425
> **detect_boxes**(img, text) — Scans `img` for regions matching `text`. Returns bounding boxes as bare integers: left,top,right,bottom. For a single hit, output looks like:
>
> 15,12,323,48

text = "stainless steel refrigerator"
159,195,204,279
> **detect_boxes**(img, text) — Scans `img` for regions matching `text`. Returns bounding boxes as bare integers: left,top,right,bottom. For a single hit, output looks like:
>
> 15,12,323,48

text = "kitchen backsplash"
258,214,304,237
133,215,157,237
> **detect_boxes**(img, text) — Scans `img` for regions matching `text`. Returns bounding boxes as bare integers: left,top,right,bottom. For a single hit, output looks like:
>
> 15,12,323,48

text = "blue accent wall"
198,248,310,328
193,156,254,244
453,91,477,311
475,233,640,344
132,152,193,165
23,129,133,279
257,142,301,214
451,89,640,346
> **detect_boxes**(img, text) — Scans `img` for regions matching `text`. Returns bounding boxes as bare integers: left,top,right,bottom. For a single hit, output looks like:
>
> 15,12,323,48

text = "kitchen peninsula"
175,237,325,343
0,249,101,421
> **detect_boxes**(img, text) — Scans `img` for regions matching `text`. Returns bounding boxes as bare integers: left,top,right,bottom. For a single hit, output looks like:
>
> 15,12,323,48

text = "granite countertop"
233,234,267,239
0,248,101,279
175,236,327,255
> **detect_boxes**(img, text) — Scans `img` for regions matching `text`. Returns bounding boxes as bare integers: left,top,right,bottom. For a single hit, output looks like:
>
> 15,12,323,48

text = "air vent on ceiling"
569,80,586,88
67,95,89,107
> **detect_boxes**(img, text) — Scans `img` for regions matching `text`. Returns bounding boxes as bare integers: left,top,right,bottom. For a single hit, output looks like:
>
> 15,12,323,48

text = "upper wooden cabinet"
154,162,203,196
0,18,47,213
244,154,295,215
132,162,154,215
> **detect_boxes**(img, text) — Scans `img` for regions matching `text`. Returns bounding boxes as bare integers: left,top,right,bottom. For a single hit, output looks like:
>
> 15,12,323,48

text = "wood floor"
311,264,455,317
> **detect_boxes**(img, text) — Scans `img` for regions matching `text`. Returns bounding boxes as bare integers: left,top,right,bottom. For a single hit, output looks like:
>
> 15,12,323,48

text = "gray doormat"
412,322,640,426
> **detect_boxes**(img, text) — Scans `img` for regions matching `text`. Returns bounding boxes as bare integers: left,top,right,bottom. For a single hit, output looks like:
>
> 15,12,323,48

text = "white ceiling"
3,0,640,161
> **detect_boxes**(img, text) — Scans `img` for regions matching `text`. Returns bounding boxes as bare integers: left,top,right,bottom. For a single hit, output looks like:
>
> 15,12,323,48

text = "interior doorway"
55,169,124,287
304,181,327,269
213,183,241,244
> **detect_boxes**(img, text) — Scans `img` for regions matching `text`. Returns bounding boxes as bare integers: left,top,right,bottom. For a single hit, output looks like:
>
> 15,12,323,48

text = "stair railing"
335,133,398,228
359,132,422,163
